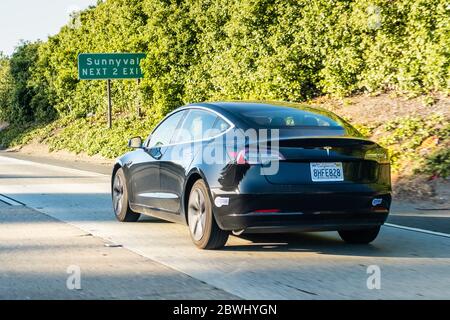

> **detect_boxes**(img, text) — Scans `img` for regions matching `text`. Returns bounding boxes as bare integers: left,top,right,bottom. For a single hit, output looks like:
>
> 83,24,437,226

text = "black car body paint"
113,102,391,236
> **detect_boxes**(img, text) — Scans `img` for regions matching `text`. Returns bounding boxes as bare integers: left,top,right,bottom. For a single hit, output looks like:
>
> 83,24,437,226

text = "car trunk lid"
264,137,380,185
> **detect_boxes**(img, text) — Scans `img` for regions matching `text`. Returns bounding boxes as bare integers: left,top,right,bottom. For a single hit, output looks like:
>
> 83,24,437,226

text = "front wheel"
338,226,381,244
188,180,229,250
112,168,140,222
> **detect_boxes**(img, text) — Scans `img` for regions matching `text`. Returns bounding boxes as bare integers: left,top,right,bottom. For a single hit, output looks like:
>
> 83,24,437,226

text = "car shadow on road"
139,216,175,224
222,230,450,258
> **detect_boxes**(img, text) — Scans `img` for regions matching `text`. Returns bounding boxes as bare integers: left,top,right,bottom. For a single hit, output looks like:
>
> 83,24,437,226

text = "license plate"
310,162,344,182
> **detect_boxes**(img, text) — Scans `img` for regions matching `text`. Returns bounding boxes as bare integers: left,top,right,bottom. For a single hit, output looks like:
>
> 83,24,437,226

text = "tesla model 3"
112,102,391,249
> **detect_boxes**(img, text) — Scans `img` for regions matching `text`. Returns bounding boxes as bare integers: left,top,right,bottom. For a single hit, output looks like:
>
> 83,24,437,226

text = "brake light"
229,148,285,165
236,149,247,165
254,209,281,213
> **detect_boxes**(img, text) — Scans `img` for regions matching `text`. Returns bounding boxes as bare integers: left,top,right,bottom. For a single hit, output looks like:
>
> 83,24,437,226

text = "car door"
158,109,219,214
128,110,186,209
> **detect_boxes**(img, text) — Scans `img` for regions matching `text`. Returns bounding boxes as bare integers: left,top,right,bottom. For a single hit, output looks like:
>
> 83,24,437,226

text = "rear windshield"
241,109,343,129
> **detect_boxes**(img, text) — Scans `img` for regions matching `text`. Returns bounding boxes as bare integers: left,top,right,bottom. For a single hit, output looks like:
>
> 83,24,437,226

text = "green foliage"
8,42,39,123
45,114,158,158
0,113,159,158
380,115,447,149
0,54,14,121
0,42,57,125
419,148,450,178
2,0,449,124
0,119,63,149
352,123,376,138
0,123,37,147
33,0,147,119
373,114,449,173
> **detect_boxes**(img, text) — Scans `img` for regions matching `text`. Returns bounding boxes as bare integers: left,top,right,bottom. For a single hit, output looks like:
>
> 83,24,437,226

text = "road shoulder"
0,205,238,300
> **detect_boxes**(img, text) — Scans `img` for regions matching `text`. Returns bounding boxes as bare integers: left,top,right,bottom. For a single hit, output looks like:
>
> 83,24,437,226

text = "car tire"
188,180,229,250
338,226,381,244
112,168,140,222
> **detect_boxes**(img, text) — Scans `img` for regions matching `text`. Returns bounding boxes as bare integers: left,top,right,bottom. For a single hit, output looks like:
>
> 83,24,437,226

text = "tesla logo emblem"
323,146,332,156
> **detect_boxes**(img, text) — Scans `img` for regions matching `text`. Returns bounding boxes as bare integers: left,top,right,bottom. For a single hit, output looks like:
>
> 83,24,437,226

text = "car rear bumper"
211,191,391,232
219,211,389,233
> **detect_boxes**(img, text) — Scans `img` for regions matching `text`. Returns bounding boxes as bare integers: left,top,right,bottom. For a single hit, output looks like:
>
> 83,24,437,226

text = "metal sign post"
107,79,112,129
137,78,141,118
78,53,146,128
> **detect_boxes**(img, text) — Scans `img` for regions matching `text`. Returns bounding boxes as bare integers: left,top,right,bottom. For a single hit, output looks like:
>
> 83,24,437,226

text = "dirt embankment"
309,92,449,206
309,92,449,125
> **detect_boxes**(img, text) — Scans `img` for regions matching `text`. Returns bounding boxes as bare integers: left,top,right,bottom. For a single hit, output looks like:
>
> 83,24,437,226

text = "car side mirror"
128,137,143,149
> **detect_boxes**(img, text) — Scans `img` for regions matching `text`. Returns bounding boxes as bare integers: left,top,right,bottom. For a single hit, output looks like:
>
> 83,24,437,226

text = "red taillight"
227,150,247,165
254,209,281,213
236,149,247,165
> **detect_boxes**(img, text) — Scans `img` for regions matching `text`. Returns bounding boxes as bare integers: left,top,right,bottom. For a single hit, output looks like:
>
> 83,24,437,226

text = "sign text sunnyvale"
78,53,146,80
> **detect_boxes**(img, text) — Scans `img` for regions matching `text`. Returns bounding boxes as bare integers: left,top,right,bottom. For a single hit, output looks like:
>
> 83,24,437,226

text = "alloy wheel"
112,174,124,215
188,188,207,241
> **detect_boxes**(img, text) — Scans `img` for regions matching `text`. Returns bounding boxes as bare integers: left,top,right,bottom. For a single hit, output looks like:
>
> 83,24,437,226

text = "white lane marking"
385,223,450,239
0,183,109,195
0,194,25,206
0,156,108,177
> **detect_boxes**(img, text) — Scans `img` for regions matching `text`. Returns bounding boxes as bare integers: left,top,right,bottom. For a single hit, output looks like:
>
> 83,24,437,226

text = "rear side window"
203,117,231,139
213,117,231,133
173,109,218,143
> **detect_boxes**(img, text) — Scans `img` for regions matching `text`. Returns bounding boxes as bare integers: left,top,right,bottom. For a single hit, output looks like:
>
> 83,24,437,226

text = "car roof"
191,101,335,116
188,101,341,126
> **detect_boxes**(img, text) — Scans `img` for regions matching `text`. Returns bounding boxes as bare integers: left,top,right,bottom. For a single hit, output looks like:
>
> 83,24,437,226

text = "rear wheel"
188,180,229,250
112,168,140,222
338,226,381,244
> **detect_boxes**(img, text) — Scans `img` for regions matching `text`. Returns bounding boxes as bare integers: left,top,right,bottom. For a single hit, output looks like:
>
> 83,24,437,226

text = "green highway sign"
78,53,146,129
78,53,146,80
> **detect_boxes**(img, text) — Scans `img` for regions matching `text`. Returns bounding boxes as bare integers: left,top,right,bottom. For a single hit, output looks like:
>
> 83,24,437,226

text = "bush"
420,148,450,178
3,0,449,125
0,0,449,159
375,114,449,173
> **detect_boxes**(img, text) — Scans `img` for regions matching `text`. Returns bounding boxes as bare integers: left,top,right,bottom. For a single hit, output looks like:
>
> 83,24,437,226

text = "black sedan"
112,102,391,249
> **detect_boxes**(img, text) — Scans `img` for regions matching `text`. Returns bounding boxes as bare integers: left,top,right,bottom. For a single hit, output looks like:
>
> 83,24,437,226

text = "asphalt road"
0,153,449,300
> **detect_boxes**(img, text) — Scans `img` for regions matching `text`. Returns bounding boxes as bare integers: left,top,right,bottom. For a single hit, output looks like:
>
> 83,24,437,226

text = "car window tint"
242,110,342,128
174,110,218,143
148,111,185,148
204,117,231,139
213,117,230,133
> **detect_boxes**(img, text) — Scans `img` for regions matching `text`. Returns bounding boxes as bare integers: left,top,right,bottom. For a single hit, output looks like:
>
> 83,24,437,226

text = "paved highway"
0,154,449,299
